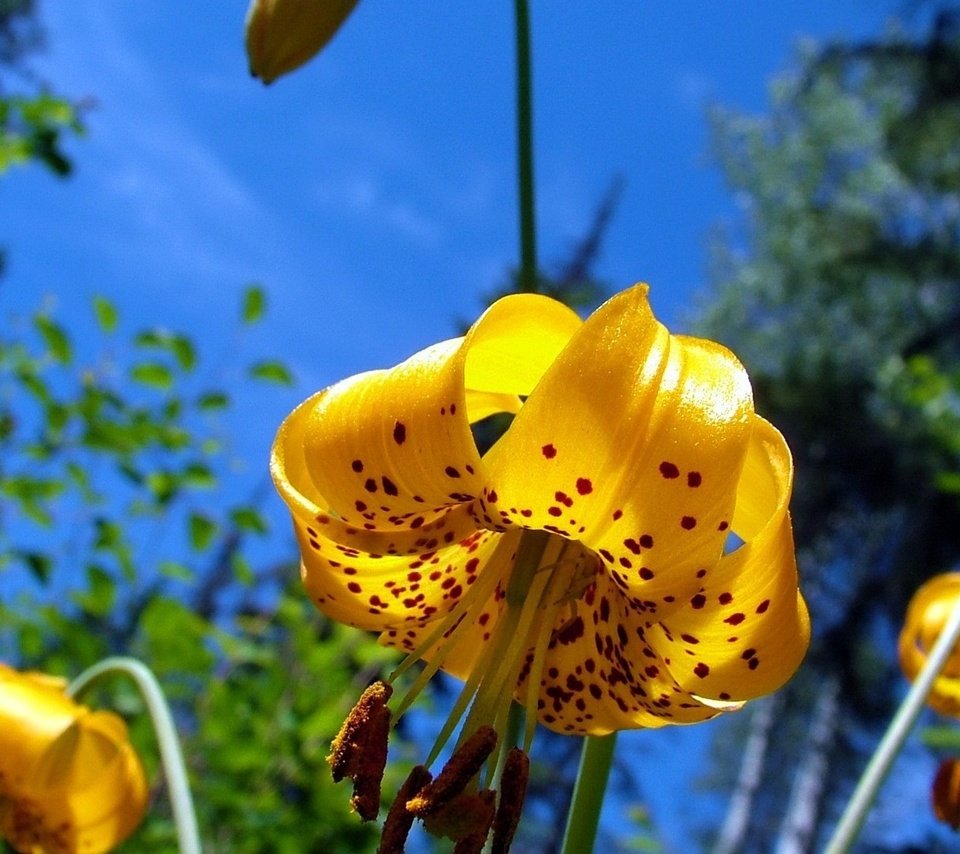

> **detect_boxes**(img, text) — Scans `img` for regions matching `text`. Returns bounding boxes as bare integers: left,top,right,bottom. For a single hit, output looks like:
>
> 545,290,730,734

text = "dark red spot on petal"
548,506,563,517
393,421,406,444
351,459,364,473
347,582,362,594
659,461,680,479
382,476,399,496
542,444,557,459
718,520,729,531
639,567,654,580
691,594,706,609
724,613,746,626
756,599,770,614
639,534,654,549
681,516,697,530
576,478,593,495
445,466,460,478
364,478,377,493
718,592,733,605
687,471,702,487
694,662,710,678
612,509,623,521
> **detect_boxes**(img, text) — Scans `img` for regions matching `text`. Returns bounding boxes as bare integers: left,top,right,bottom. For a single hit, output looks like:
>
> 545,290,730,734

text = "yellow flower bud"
245,0,360,84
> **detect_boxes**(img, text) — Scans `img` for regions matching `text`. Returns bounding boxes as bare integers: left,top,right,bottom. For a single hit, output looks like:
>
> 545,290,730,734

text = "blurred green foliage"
0,286,403,852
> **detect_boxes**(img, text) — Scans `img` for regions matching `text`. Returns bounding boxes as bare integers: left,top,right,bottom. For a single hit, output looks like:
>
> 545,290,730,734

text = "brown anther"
405,725,498,817
491,747,530,854
421,789,496,846
378,764,433,854
327,680,393,821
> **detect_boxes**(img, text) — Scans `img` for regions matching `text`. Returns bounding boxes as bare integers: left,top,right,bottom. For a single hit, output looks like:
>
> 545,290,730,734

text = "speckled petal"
484,285,753,614
519,570,725,735
645,417,809,701
271,294,582,536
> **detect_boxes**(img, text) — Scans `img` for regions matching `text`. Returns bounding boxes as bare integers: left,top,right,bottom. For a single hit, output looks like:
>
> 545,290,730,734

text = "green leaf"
242,284,266,324
197,391,229,411
183,462,217,489
249,360,294,386
230,506,269,535
18,550,52,584
92,296,119,332
171,335,196,371
159,560,194,581
131,362,174,390
72,565,116,616
189,511,218,551
34,315,72,363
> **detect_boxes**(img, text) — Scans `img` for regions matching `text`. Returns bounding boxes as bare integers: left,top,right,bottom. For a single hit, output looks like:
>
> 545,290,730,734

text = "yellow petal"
0,663,80,791
646,417,810,701
899,572,960,717
515,570,725,735
0,672,147,854
298,513,508,633
245,0,360,84
484,285,753,614
289,295,580,528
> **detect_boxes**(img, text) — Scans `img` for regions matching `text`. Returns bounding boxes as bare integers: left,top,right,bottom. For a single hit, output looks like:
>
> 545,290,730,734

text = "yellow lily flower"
0,663,148,854
899,572,960,717
272,284,809,842
245,0,360,84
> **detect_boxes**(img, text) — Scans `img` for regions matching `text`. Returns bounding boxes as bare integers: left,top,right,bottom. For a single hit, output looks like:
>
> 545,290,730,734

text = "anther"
421,789,496,849
491,747,530,854
405,725,498,816
378,764,432,854
327,680,393,820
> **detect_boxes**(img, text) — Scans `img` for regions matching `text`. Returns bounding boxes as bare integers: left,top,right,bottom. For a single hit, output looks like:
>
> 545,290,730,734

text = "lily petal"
646,417,810,701
518,569,724,735
484,285,753,613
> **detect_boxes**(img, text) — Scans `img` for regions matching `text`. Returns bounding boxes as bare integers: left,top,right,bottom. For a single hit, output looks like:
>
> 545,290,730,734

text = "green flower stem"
68,656,201,854
560,733,617,854
514,0,538,292
824,596,960,854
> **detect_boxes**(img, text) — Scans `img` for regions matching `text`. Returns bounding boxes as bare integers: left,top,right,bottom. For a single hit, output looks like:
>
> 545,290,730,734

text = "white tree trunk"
713,694,781,854
774,676,842,854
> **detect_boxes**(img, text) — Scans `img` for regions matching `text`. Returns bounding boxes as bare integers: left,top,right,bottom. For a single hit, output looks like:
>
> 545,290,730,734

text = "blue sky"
5,1,932,850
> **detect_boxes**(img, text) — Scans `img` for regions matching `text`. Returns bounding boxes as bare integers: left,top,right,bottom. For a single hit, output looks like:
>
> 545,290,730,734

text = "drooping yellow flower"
899,572,960,717
245,0,360,84
271,284,809,844
0,663,148,854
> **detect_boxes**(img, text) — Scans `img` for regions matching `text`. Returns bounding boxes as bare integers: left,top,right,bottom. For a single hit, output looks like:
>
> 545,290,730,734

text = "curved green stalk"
824,596,960,853
69,656,201,854
560,733,617,854
514,0,538,293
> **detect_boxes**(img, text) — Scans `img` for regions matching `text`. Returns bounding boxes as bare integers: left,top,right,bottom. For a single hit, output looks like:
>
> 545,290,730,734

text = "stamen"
523,546,579,749
390,534,517,720
422,789,496,849
378,764,432,854
327,680,392,820
491,748,530,854
406,725,498,816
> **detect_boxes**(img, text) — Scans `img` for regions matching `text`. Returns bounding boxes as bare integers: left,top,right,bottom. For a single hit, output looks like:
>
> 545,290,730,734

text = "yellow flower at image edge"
899,572,960,717
271,284,810,846
245,0,360,84
0,664,147,854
